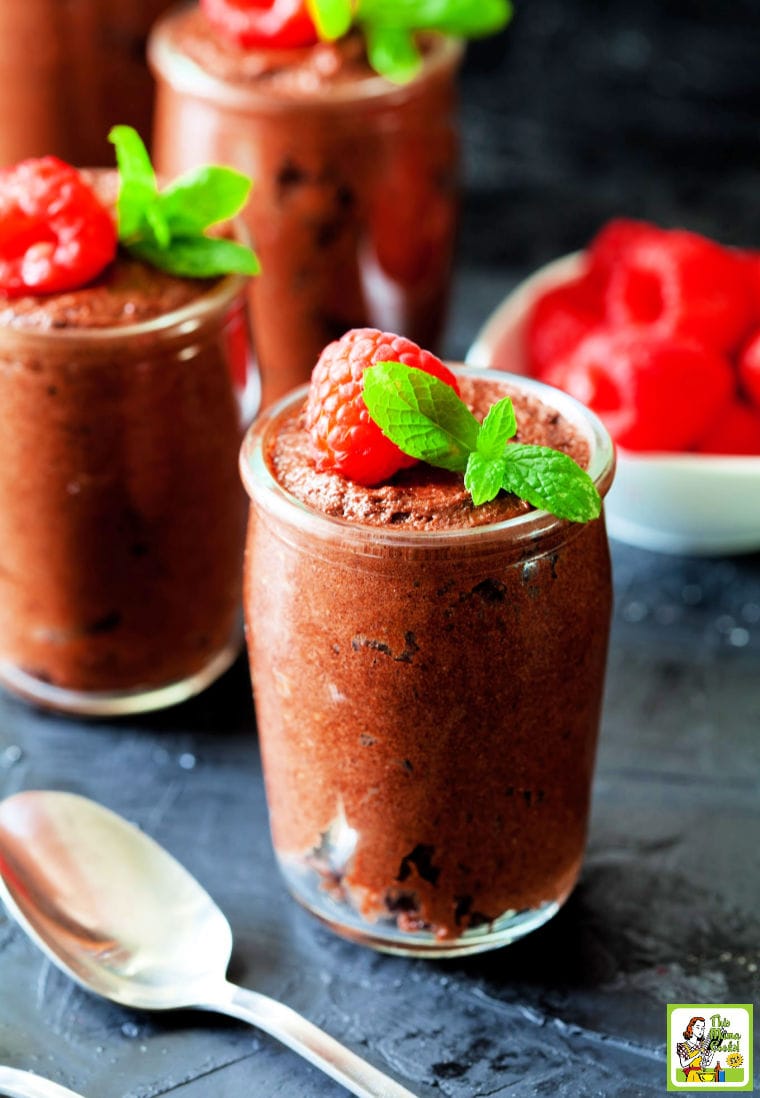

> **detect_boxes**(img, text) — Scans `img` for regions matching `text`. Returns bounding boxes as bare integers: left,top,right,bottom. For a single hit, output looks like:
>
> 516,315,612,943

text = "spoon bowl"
0,791,417,1098
0,791,232,1011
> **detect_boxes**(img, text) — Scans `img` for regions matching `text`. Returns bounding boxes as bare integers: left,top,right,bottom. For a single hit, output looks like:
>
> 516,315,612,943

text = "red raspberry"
695,398,760,455
742,251,760,313
586,218,664,286
605,229,755,354
546,330,734,452
526,272,604,380
0,157,116,297
738,329,760,410
201,0,318,48
306,328,460,486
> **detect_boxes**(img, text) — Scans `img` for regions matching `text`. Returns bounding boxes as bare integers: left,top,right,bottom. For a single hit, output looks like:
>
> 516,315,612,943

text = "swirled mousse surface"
266,376,590,529
248,373,610,942
0,181,245,694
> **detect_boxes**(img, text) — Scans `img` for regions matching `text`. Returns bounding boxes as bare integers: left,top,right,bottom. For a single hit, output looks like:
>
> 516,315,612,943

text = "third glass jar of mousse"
240,366,615,957
149,5,462,408
0,1,175,166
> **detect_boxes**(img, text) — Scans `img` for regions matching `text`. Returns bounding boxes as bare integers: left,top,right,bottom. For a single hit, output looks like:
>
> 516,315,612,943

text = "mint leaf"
363,23,422,83
109,125,159,241
131,236,261,279
144,203,171,249
357,0,512,36
307,0,353,39
307,0,512,80
476,396,517,458
109,125,259,280
157,166,252,235
499,444,601,523
464,451,508,506
362,361,601,523
109,125,155,185
467,444,602,519
363,362,479,471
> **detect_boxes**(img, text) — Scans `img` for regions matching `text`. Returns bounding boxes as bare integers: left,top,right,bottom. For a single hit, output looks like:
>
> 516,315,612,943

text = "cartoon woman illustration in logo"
676,1017,722,1083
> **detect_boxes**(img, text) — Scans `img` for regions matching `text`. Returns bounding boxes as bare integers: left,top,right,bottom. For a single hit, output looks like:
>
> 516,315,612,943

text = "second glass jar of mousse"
240,366,615,957
149,5,462,408
0,241,255,717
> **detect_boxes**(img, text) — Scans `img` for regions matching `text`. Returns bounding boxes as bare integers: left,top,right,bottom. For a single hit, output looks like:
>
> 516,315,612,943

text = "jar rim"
148,7,465,112
240,365,616,551
0,268,248,349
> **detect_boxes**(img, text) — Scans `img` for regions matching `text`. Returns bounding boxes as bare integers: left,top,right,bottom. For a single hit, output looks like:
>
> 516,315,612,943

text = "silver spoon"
0,1067,88,1098
0,791,417,1098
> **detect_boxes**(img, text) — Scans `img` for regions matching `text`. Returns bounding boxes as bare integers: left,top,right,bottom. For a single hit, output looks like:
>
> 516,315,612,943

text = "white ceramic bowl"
466,254,760,556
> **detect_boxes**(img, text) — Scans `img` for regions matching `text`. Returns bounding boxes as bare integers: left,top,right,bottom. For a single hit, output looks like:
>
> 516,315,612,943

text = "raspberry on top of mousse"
201,0,319,48
0,157,117,297
305,327,460,486
0,128,259,317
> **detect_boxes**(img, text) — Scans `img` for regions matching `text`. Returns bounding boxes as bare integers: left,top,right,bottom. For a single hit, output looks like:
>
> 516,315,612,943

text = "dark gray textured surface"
2,2,760,1094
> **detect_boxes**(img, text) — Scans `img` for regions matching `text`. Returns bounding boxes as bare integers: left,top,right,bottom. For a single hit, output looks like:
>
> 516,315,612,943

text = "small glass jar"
0,1,175,166
240,367,615,957
0,274,256,716
149,8,462,408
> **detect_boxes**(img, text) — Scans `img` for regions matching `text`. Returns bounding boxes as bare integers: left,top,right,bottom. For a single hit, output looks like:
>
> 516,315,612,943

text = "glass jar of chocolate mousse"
0,255,256,717
240,366,615,957
148,6,462,409
0,1,175,166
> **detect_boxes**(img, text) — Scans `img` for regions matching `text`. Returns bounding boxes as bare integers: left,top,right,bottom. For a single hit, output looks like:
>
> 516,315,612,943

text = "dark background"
448,0,760,360
464,0,760,253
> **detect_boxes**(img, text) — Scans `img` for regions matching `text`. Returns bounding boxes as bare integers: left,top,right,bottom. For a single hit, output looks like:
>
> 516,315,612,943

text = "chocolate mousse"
0,252,214,331
149,6,462,407
241,369,615,950
0,178,252,710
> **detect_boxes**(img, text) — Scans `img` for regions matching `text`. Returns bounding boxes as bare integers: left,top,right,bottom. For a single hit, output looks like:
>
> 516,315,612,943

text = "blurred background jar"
0,0,174,165
0,264,255,717
149,5,462,408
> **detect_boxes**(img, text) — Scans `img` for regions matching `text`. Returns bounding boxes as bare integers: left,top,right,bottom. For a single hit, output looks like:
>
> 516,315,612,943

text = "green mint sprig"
108,126,260,280
307,0,512,83
362,362,602,522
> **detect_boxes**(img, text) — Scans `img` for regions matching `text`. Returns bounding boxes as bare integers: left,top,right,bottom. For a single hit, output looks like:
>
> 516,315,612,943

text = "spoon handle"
0,1067,87,1098
203,980,419,1098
